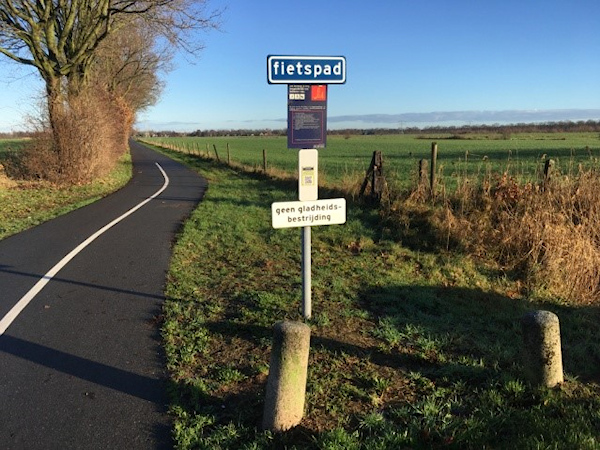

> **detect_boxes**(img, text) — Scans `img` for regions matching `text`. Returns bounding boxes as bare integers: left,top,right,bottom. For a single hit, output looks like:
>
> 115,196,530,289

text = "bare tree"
0,0,220,180
0,0,219,95
91,19,167,111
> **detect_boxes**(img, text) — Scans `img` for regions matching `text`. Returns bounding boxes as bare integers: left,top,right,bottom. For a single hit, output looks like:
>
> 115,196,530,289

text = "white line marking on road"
0,162,170,336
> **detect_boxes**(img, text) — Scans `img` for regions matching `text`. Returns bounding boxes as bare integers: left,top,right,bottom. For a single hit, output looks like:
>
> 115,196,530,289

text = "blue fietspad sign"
268,55,346,84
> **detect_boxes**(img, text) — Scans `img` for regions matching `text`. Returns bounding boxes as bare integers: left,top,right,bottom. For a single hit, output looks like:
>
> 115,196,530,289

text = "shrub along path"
0,141,206,448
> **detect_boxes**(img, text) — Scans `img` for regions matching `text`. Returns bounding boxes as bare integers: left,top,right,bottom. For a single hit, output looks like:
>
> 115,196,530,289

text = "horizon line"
135,108,600,132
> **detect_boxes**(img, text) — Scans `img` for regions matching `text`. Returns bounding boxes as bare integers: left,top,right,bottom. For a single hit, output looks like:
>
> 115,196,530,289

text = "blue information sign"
268,55,346,84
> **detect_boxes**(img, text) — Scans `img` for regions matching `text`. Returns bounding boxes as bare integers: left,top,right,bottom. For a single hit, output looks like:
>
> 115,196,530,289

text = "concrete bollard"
521,310,564,387
262,321,311,432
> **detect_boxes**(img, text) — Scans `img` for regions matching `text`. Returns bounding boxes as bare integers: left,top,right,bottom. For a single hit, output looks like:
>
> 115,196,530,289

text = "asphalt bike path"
0,141,207,449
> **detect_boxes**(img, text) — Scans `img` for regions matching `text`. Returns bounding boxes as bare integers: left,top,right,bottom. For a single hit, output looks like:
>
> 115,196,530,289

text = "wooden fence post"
213,144,220,162
430,142,438,195
419,159,428,185
543,158,554,188
227,143,231,165
359,151,385,202
263,149,267,171
372,150,383,200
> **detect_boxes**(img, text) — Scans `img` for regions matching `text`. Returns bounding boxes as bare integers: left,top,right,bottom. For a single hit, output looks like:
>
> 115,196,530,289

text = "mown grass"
154,142,600,449
141,132,600,191
0,141,132,240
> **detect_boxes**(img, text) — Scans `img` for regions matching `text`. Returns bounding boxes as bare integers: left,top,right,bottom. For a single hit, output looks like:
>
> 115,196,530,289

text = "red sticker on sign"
311,85,327,102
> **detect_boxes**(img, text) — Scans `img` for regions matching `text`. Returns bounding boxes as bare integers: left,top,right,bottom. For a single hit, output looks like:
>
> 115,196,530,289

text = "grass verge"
0,151,132,240
156,146,600,449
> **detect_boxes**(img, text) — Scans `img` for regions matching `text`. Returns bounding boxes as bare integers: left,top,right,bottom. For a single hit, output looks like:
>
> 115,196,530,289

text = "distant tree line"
399,120,600,135
137,120,600,139
0,131,36,139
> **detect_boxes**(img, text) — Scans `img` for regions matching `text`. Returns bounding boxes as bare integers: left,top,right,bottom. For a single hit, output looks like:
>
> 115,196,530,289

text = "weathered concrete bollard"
262,321,311,432
521,310,564,387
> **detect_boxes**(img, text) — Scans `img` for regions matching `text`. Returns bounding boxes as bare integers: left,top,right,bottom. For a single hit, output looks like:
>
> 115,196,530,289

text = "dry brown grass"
387,167,600,304
0,163,17,189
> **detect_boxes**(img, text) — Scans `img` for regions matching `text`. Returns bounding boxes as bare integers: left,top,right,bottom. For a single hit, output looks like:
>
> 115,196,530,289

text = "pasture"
141,132,600,190
151,142,600,449
0,138,28,159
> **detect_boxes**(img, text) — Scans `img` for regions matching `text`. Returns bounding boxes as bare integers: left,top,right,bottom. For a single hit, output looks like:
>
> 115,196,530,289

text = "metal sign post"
271,196,347,318
268,54,347,320
302,226,311,318
299,149,318,318
300,149,316,318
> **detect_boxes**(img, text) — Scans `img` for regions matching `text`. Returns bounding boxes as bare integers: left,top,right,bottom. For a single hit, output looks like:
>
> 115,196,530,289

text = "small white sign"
272,198,346,229
298,149,318,201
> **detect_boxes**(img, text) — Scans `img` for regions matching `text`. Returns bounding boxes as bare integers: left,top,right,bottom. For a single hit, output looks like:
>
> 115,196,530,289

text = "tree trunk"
45,78,65,157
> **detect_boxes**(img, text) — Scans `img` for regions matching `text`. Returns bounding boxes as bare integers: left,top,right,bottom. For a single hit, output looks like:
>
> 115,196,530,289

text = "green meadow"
141,132,600,190
143,136,600,449
0,138,28,159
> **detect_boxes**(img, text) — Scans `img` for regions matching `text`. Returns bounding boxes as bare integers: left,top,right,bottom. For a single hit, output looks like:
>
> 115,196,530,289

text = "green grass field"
0,138,29,159
141,132,600,190
148,142,600,449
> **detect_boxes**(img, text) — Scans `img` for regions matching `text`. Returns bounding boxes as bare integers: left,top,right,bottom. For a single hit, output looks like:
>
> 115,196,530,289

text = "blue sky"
0,0,599,132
